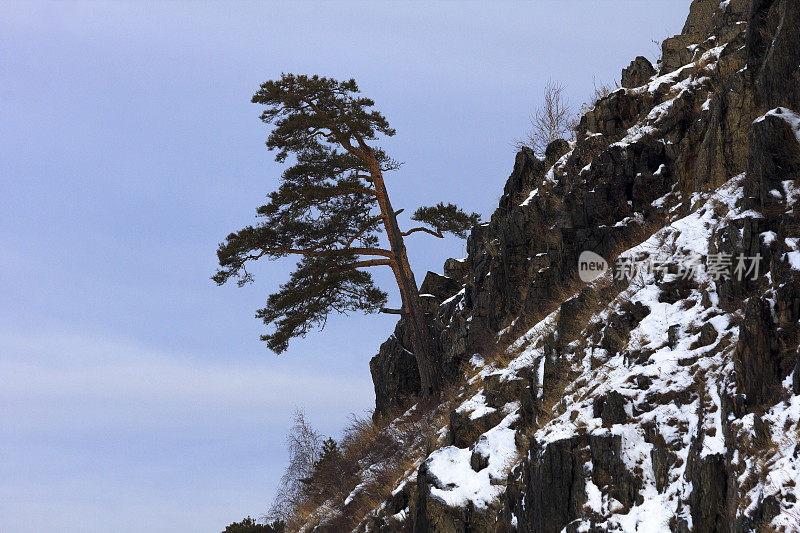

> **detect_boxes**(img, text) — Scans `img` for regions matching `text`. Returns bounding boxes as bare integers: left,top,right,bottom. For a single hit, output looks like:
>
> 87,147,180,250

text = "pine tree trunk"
370,167,441,398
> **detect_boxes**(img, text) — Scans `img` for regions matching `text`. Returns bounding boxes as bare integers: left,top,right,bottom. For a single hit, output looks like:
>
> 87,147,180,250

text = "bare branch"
519,79,575,157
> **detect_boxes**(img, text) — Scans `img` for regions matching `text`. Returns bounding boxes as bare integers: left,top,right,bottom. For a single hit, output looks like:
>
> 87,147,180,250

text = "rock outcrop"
296,1,800,531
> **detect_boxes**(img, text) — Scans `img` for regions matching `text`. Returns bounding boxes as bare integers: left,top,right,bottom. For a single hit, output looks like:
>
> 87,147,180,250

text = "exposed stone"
658,276,697,304
687,448,727,533
544,138,570,165
483,373,523,409
419,271,462,301
370,318,420,419
358,1,800,529
748,0,800,110
668,324,681,349
794,355,800,395
414,459,500,532
448,406,504,449
601,302,651,354
697,322,719,347
557,286,598,344
651,445,677,493
592,390,628,426
443,258,468,281
470,439,490,472
621,56,656,88
735,297,780,408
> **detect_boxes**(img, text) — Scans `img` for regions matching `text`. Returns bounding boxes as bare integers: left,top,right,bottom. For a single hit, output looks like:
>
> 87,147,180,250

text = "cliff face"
307,0,800,530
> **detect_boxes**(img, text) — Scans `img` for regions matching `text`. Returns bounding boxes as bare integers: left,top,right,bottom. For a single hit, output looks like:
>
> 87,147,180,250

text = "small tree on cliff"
519,79,575,157
213,74,480,397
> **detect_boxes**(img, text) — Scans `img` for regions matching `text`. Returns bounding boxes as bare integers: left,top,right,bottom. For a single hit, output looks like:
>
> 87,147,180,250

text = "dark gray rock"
443,257,468,280
556,286,598,344
414,458,500,532
483,373,522,409
621,56,656,88
419,271,462,301
735,297,781,408
448,406,504,449
544,138,570,165
668,324,681,349
794,355,800,395
370,319,420,419
748,0,800,110
651,446,677,493
687,449,727,533
697,322,719,347
592,390,628,426
601,302,651,354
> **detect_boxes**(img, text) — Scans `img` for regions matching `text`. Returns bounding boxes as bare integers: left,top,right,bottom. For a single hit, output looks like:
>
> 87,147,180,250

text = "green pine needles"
214,74,479,397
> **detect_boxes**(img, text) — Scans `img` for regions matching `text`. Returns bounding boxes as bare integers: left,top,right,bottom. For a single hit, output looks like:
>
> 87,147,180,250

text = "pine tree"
213,74,480,398
315,438,340,469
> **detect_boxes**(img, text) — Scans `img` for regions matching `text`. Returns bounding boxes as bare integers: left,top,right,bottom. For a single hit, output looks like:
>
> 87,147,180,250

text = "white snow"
425,412,519,509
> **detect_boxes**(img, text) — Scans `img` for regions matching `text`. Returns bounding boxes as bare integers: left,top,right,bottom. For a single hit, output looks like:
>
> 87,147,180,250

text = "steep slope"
298,0,800,531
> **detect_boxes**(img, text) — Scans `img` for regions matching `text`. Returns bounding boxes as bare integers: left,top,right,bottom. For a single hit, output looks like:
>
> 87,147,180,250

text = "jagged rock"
420,271,462,301
544,139,570,165
697,322,719,347
651,445,677,493
556,286,598,344
660,0,718,72
508,433,642,532
713,215,769,309
370,319,421,419
686,448,727,533
681,0,718,36
746,110,800,212
601,302,650,354
483,373,523,409
592,390,628,426
748,0,800,110
576,89,643,138
414,459,499,532
470,440,490,472
448,406,504,449
525,436,588,533
794,355,800,395
621,56,655,88
658,276,697,304
443,258,468,280
354,1,800,530
519,378,540,428
668,324,681,349
735,297,780,408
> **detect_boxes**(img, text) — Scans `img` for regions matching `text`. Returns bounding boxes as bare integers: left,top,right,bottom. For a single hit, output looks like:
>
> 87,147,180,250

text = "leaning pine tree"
213,74,480,398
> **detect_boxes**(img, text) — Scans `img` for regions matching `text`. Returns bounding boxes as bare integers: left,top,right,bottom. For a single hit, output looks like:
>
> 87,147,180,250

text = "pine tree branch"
344,214,385,248
379,307,403,315
334,258,395,271
246,246,393,259
400,226,444,238
298,95,369,160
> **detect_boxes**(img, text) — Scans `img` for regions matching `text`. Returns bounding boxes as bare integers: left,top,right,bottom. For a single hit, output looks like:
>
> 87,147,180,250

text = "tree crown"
214,74,480,353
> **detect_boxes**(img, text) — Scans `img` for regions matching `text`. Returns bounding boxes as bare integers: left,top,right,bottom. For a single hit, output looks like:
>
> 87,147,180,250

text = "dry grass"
278,362,499,531
279,400,449,531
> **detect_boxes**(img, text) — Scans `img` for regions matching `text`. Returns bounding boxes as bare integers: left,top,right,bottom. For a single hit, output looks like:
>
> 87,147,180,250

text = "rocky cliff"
300,0,800,530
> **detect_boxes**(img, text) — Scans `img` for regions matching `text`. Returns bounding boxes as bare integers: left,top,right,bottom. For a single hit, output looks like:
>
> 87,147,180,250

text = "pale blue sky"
0,1,690,531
